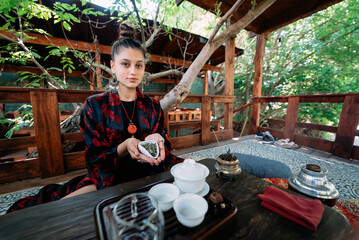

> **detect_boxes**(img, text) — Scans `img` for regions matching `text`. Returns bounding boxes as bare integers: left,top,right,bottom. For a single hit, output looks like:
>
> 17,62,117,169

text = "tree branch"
1,32,62,88
160,0,277,111
147,69,183,81
208,0,245,43
130,0,146,47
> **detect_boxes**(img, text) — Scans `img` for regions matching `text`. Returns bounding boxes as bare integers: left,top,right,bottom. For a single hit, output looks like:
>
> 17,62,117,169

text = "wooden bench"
167,108,219,137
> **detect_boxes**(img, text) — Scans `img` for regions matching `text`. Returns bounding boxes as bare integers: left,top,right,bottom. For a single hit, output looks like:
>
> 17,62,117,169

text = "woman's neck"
117,87,137,101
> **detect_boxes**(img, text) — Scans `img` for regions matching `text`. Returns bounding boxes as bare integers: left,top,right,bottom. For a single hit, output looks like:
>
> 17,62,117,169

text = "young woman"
7,26,183,212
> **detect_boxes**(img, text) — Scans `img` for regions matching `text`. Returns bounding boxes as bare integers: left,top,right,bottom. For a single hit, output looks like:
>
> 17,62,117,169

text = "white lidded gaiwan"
170,159,209,193
138,140,159,159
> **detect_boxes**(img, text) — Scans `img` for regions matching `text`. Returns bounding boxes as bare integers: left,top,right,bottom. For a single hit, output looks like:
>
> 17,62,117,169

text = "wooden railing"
0,87,234,183
248,93,359,161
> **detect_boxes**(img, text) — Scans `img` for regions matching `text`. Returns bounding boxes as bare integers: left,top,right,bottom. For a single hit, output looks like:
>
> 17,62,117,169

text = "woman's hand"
119,138,162,166
145,133,166,163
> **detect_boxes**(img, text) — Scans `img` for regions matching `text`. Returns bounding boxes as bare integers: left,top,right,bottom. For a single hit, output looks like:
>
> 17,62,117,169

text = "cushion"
234,153,292,179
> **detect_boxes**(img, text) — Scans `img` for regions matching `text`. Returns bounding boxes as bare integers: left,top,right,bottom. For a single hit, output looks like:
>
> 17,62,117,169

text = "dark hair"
111,24,146,60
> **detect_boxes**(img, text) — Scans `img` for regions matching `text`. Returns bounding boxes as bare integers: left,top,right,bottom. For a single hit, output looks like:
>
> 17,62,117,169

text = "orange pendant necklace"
119,98,137,138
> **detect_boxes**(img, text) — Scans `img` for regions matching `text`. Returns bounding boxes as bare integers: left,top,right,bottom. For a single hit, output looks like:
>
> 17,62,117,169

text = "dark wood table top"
0,159,356,240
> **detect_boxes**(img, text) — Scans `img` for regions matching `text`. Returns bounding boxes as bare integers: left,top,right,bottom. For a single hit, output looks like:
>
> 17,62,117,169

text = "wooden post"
30,91,64,178
249,98,260,134
89,74,94,90
164,111,169,136
224,21,235,132
248,33,268,134
204,70,208,95
201,96,211,145
0,103,4,115
333,95,359,159
284,96,300,141
96,52,102,90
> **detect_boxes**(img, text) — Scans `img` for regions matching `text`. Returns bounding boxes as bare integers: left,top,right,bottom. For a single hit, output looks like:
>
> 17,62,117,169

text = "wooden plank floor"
1,134,357,195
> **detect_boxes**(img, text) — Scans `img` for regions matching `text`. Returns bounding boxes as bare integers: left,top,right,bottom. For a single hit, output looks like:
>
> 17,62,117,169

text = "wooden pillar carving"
30,91,64,178
249,33,268,134
201,96,211,145
333,95,359,158
284,96,300,141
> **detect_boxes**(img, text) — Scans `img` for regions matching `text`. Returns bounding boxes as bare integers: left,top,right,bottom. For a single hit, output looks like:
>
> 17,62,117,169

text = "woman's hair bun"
118,23,137,40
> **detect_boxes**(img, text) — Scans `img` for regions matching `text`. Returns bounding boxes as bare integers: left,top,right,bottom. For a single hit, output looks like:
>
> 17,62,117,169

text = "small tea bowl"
138,140,159,159
149,183,180,211
173,193,208,227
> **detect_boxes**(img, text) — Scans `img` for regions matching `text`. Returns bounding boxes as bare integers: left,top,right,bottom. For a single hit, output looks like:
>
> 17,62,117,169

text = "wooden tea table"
0,159,356,240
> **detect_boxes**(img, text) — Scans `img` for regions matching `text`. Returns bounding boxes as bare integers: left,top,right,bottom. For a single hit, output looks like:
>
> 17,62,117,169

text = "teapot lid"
170,159,209,180
289,164,338,199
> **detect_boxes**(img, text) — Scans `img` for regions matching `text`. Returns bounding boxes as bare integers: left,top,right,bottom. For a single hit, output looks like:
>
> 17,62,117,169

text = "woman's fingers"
159,140,165,161
137,154,160,166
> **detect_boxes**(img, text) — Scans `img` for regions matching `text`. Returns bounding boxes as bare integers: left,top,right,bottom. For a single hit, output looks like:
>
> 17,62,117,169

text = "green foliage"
0,104,33,139
233,0,358,129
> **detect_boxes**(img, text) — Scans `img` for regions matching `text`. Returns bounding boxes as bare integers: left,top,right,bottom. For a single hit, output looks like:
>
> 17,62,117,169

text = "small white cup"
149,183,180,212
173,193,208,227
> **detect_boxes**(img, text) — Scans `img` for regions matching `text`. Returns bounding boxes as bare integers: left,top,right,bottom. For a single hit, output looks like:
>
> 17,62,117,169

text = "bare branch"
148,69,183,81
208,0,245,43
130,0,146,47
145,25,162,48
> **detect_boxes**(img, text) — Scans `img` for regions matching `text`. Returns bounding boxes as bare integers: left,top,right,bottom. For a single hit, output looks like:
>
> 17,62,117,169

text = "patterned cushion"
234,153,292,179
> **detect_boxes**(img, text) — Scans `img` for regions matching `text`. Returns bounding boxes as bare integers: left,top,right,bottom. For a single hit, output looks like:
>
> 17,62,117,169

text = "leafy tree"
232,0,358,136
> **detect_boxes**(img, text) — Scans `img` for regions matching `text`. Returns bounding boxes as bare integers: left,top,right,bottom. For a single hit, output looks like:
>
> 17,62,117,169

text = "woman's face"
110,48,145,90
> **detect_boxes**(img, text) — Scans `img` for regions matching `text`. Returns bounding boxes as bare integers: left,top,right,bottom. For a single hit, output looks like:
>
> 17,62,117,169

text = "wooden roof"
177,0,344,34
1,0,243,75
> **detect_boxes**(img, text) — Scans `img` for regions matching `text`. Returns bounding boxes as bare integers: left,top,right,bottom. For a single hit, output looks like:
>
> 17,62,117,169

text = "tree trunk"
160,0,277,111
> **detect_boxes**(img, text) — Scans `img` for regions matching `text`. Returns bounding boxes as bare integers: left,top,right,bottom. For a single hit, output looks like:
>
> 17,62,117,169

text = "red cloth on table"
257,185,324,231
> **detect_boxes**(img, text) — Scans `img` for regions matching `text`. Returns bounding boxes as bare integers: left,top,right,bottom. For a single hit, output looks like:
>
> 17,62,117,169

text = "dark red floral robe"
7,88,183,213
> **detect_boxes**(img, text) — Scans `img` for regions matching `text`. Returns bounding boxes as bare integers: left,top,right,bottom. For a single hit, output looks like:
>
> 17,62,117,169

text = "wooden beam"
0,136,36,151
204,70,208,95
217,102,251,120
333,95,359,159
223,32,235,131
175,0,185,6
284,96,300,141
170,134,201,149
0,30,222,72
249,33,267,134
267,118,347,134
253,93,358,103
209,129,233,142
62,132,83,144
252,32,266,98
2,65,86,78
64,152,86,172
224,38,235,96
0,88,31,102
201,96,211,145
295,134,334,153
151,78,177,84
95,51,102,90
30,91,64,177
150,55,223,72
0,158,40,184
